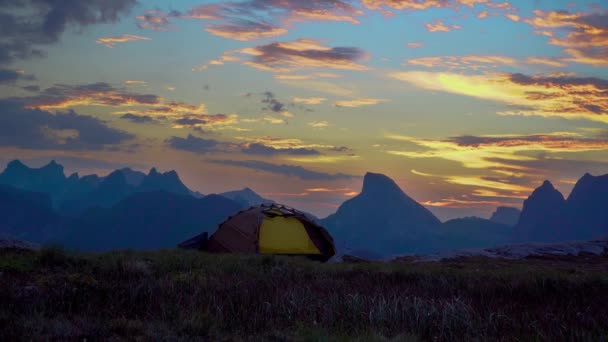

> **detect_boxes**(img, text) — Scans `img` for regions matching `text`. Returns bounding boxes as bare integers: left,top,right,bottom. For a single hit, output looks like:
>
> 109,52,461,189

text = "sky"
0,0,607,220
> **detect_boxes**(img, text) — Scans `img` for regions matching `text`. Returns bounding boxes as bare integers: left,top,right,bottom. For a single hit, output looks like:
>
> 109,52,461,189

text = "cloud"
0,100,133,150
525,57,567,68
0,0,136,65
124,80,147,85
293,97,326,104
95,34,151,48
210,159,355,180
205,21,288,41
406,42,424,48
13,82,213,122
171,114,238,129
0,69,35,84
388,71,608,122
308,121,332,128
406,55,518,69
136,10,181,31
335,98,386,107
120,113,158,124
184,0,363,41
274,73,341,80
261,91,286,113
241,143,320,156
387,132,608,165
425,20,461,32
208,39,369,73
525,10,608,66
166,134,220,154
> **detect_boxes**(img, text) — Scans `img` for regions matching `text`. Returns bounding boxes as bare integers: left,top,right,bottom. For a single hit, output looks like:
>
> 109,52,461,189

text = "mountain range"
0,159,607,256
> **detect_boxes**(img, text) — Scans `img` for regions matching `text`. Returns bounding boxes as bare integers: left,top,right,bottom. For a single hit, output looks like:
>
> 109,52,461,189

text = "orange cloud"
525,10,608,66
308,121,332,128
525,57,567,68
95,34,151,48
334,98,386,107
425,20,453,32
389,71,608,122
477,11,488,19
205,24,288,41
504,13,520,22
293,97,326,104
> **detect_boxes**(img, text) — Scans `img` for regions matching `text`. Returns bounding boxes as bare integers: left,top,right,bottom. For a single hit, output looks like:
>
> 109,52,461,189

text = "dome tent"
179,204,336,262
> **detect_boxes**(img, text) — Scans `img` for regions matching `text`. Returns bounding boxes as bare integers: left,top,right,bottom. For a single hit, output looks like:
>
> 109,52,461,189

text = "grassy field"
2,247,608,341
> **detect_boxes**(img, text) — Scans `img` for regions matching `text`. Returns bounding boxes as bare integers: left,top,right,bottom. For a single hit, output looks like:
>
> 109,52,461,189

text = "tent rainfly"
179,204,336,262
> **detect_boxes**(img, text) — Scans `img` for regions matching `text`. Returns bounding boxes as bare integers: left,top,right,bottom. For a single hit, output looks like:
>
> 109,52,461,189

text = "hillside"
2,247,608,341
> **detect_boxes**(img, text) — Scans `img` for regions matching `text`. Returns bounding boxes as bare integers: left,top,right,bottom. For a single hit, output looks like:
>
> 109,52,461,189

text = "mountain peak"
361,172,403,196
148,167,158,176
6,160,26,169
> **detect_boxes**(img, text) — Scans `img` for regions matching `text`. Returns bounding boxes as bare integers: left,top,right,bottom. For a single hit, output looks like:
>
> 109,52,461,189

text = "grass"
1,247,608,341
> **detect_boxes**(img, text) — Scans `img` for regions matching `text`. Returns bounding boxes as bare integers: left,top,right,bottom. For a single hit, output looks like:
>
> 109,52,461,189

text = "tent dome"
179,204,336,262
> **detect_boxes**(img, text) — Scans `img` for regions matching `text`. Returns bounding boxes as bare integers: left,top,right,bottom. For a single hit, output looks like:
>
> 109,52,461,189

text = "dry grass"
1,247,608,341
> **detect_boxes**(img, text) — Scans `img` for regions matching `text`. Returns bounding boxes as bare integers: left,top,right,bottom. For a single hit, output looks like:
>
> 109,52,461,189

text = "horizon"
1,157,601,222
1,0,607,220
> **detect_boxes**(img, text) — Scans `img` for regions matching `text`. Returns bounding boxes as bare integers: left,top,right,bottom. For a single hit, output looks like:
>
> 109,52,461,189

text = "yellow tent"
179,204,336,261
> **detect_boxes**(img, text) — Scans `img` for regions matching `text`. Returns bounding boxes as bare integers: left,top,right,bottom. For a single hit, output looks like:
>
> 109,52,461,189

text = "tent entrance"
258,216,321,254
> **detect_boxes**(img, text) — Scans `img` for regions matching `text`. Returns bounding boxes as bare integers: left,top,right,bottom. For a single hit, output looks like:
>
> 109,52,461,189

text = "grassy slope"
1,248,608,341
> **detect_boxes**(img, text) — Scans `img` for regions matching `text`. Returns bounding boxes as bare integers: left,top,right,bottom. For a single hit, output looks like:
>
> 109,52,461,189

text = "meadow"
2,247,608,341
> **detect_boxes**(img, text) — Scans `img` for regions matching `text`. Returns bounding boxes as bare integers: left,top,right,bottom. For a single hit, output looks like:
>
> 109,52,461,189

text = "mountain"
59,192,241,251
59,170,134,216
321,172,441,256
489,206,521,226
0,184,62,243
513,180,568,243
0,160,68,204
220,187,273,208
439,217,512,250
119,168,146,186
565,173,608,240
136,168,191,196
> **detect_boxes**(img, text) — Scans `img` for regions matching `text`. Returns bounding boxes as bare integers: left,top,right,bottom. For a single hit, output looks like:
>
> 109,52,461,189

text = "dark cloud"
241,143,320,156
166,134,219,154
0,0,137,65
447,133,608,148
329,146,352,152
11,82,162,109
120,113,158,124
509,73,608,89
173,117,207,126
21,85,40,92
261,91,285,113
242,39,368,72
210,159,355,181
0,69,35,84
0,100,133,150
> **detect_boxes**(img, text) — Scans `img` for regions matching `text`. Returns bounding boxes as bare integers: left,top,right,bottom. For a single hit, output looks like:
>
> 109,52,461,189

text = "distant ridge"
220,187,273,208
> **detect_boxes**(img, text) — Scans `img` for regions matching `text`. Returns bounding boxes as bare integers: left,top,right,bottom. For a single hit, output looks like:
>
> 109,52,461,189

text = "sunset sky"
1,0,607,220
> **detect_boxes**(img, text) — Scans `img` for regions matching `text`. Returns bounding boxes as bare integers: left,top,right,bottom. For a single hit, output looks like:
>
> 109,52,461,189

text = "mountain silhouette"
220,187,274,208
119,167,146,186
59,170,135,216
59,191,240,251
0,184,62,242
439,217,512,250
136,168,191,196
489,206,521,226
513,180,568,243
0,160,68,204
321,172,441,256
565,173,608,240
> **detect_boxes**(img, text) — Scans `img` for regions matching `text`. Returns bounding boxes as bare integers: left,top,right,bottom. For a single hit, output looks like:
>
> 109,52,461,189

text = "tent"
179,204,336,261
